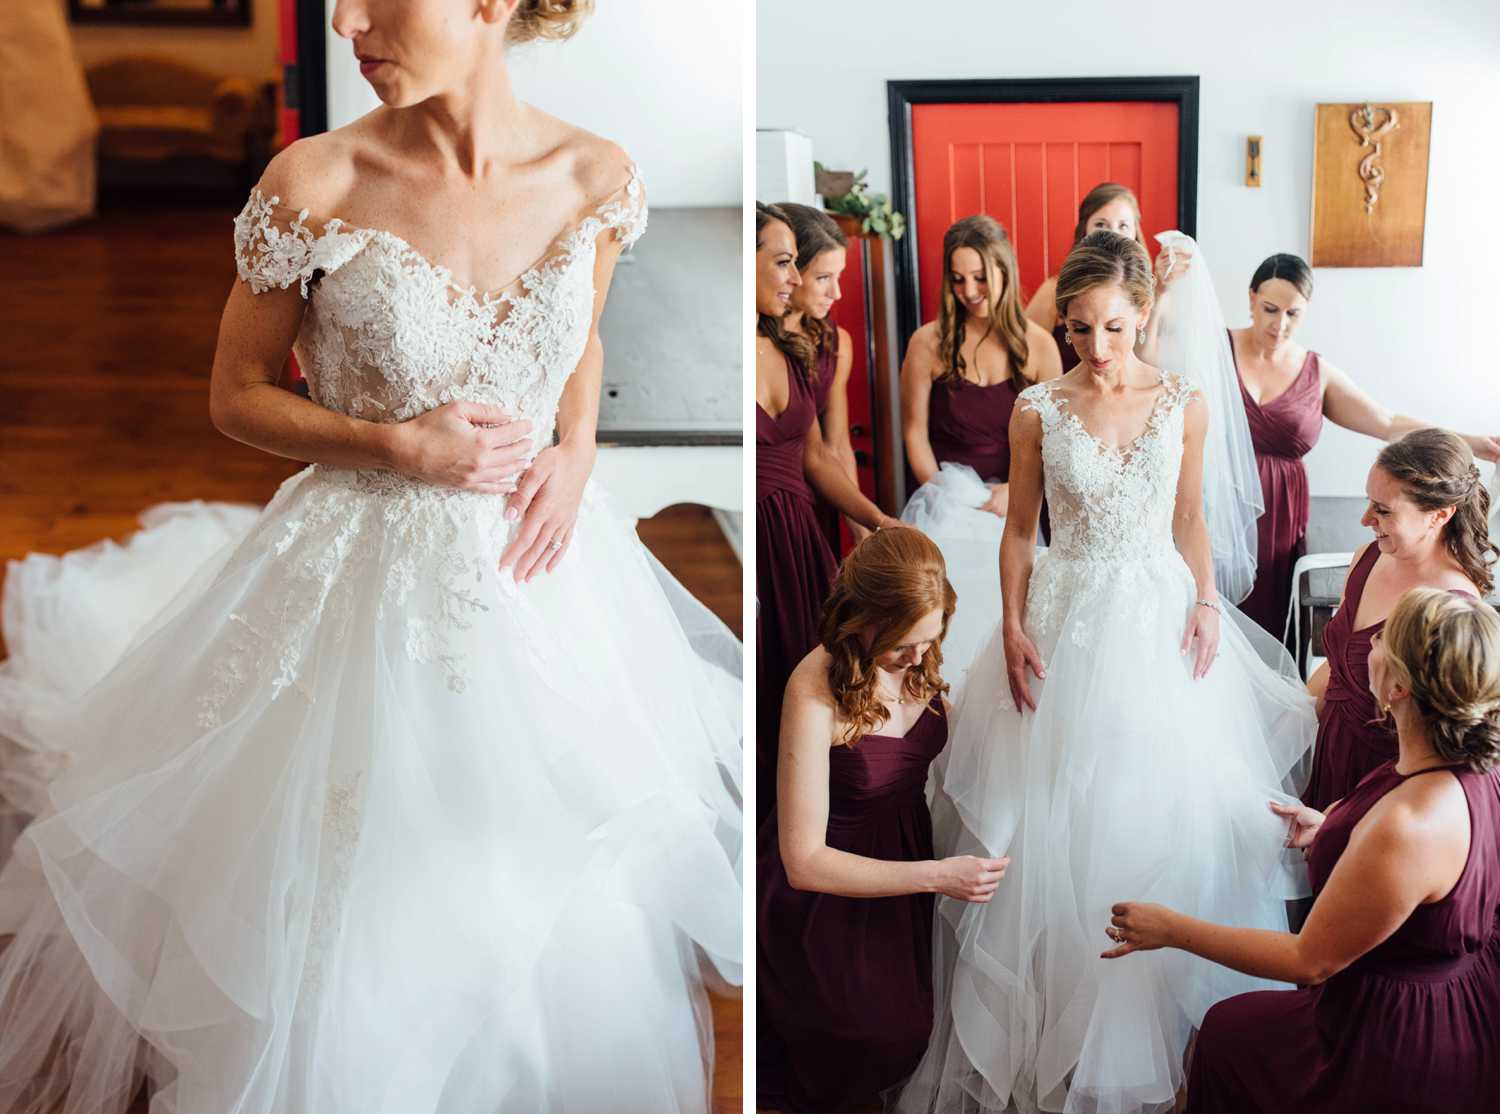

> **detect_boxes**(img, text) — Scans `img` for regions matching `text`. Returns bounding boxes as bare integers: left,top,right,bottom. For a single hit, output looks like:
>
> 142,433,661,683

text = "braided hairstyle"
1381,589,1500,771
1377,428,1498,596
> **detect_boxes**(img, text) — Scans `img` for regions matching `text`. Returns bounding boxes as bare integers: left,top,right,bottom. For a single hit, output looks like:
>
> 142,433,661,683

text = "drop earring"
1137,326,1146,346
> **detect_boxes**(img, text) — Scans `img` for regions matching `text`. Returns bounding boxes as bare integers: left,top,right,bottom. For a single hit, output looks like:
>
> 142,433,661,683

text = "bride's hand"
499,440,595,581
1270,800,1326,850
391,402,532,493
1181,603,1220,679
1101,901,1177,959
1003,624,1046,712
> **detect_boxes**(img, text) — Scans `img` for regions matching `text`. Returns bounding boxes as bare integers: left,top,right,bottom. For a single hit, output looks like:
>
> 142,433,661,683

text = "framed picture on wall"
68,0,251,28
1310,101,1432,268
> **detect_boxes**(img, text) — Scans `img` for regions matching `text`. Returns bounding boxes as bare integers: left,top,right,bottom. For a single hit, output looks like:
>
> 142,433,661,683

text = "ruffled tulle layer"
899,547,1316,1114
0,466,742,1114
900,464,1006,700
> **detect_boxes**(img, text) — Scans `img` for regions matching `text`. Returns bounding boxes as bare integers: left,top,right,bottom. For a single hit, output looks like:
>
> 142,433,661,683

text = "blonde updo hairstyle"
507,0,593,45
819,527,954,746
1376,428,1498,597
1381,589,1500,772
1054,229,1155,320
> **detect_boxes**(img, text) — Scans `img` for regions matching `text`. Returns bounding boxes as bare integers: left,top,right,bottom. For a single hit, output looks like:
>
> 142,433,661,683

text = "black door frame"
886,75,1200,349
288,0,329,137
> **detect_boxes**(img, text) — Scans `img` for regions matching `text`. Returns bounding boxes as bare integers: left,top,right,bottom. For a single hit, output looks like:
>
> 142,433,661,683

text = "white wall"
327,0,741,207
758,0,1500,496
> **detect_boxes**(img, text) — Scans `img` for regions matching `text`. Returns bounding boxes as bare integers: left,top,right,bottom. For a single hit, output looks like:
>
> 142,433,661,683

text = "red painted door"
910,101,1180,317
826,231,878,555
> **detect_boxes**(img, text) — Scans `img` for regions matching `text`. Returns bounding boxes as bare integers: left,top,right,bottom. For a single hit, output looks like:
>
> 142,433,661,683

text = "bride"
0,2,741,1112
898,230,1315,1114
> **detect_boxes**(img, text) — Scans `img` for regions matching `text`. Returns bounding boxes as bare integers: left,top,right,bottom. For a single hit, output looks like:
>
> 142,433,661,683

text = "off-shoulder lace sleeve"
232,189,369,298
1017,380,1062,430
594,167,648,249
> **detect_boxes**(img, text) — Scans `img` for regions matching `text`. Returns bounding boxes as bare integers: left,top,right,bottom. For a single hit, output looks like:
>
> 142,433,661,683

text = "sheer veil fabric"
1145,231,1263,606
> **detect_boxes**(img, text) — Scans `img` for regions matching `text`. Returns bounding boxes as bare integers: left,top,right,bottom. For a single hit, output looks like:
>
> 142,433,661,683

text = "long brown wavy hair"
756,202,817,374
1381,588,1500,771
934,215,1030,388
1072,182,1146,248
777,203,848,384
1376,428,1498,596
819,527,954,746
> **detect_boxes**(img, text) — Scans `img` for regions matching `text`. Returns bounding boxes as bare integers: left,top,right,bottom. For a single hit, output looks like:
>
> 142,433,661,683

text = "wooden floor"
0,199,742,1112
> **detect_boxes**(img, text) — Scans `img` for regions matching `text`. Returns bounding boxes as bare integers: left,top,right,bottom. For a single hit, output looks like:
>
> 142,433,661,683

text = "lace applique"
232,192,372,298
1017,374,1199,646
229,166,646,442
203,162,644,712
301,770,364,996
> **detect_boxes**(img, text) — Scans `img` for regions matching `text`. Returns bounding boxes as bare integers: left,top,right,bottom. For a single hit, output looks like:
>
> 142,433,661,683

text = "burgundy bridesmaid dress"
1303,545,1396,810
757,700,949,1114
807,330,847,555
1232,337,1324,635
1051,321,1081,373
757,355,838,823
807,327,838,417
1188,761,1500,1113
906,373,1023,493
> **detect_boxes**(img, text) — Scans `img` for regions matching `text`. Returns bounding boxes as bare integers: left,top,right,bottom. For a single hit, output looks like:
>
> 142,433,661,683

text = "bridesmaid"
758,527,1008,1114
902,214,1060,507
1305,429,1495,810
1105,587,1500,1113
778,202,865,544
1227,253,1500,635
757,202,898,823
1024,183,1154,371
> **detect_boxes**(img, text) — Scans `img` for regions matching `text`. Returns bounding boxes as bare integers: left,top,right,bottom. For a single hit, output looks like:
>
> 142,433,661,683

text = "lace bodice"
231,168,647,440
1019,373,1198,564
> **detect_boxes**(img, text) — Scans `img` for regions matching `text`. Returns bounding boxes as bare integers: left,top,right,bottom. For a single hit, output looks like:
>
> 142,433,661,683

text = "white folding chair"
1283,551,1354,681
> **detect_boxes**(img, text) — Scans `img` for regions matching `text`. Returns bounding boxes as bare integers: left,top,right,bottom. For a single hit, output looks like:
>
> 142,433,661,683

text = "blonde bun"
507,0,593,45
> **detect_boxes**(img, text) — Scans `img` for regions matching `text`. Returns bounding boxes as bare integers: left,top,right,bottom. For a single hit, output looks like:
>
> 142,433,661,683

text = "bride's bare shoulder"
525,107,635,204
250,128,363,218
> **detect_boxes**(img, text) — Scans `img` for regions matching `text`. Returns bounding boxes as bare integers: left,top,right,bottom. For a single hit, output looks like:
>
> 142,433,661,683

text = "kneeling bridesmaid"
757,527,1008,1114
1106,588,1500,1114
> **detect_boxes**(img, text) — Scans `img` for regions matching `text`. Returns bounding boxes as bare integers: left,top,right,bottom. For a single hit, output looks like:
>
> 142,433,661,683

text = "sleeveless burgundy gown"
1188,762,1500,1112
1232,337,1324,636
757,354,838,823
807,329,847,556
907,373,1023,493
757,699,948,1114
1303,545,1395,810
1304,547,1477,810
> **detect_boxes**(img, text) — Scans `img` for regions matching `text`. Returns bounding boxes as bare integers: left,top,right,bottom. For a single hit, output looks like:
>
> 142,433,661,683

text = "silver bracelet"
1195,599,1221,613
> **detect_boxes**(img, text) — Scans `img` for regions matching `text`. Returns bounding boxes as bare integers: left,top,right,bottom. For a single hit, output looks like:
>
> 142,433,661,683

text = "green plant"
815,162,907,241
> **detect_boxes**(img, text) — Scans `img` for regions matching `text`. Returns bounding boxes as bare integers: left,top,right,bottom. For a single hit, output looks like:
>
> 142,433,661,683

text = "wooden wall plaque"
1310,101,1431,267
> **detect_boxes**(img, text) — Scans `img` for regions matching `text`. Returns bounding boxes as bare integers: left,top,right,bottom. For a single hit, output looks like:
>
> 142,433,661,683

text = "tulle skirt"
0,466,742,1114
898,546,1316,1114
900,464,1006,701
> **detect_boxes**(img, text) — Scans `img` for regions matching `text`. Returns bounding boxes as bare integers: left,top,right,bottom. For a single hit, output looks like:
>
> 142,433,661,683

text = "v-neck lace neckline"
1052,373,1172,460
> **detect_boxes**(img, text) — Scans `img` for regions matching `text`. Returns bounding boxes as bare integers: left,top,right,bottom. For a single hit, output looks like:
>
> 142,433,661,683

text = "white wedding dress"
0,168,742,1114
898,373,1316,1114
